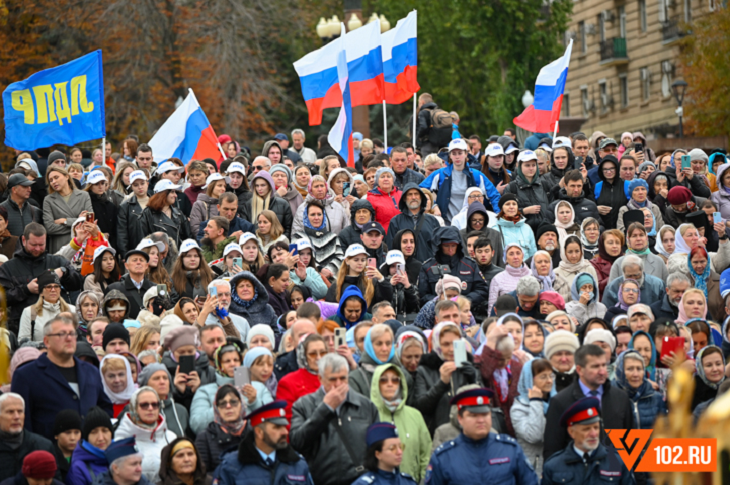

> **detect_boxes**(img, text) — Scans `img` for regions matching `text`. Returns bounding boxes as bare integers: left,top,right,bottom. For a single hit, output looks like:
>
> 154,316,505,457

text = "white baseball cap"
239,232,258,247
128,170,147,186
448,138,469,152
537,141,553,153
92,246,116,264
504,143,519,154
203,173,225,189
157,161,185,174
517,150,538,163
552,136,572,149
223,243,243,258
485,144,505,157
179,239,201,255
296,239,313,252
136,238,166,253
86,170,107,186
345,244,368,258
385,250,405,267
227,162,246,175
154,179,182,193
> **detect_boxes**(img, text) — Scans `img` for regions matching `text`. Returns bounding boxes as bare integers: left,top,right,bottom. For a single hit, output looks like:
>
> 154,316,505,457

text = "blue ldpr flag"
3,50,106,151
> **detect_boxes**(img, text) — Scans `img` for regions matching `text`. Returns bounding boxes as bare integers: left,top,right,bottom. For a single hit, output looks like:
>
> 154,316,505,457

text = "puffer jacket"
612,350,667,429
114,413,177,483
366,186,403,232
141,204,192,249
195,420,245,474
564,272,607,325
0,197,41,237
158,436,212,485
116,194,147,255
370,364,432,483
292,190,350,235
510,359,548,476
228,271,279,335
503,160,550,231
338,199,376,251
412,351,479,435
494,216,538,260
290,387,379,485
66,440,108,485
384,182,441,263
189,193,220,241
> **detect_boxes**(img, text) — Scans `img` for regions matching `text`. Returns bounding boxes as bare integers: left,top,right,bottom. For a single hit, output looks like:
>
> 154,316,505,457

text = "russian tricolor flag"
294,20,384,126
513,40,573,133
327,24,355,167
382,10,419,105
148,89,222,164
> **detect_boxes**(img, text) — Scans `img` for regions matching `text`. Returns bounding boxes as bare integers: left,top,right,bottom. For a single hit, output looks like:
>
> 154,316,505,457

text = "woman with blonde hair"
43,166,93,253
19,272,75,342
324,244,392,306
100,354,136,418
111,161,137,201
256,209,288,255
189,173,228,237
130,325,161,356
171,240,215,301
139,240,173,289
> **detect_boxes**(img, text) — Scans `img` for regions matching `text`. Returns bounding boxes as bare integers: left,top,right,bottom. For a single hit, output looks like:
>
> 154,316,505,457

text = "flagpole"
552,120,559,141
412,94,417,150
382,101,388,149
101,137,106,165
217,143,227,160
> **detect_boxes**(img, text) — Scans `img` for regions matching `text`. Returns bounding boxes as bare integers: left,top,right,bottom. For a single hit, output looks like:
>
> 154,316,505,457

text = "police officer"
542,397,636,485
352,423,418,485
424,388,538,485
215,400,314,485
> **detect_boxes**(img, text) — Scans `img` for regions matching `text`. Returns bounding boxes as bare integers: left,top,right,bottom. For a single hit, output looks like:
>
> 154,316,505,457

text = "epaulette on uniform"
434,439,458,456
494,433,519,446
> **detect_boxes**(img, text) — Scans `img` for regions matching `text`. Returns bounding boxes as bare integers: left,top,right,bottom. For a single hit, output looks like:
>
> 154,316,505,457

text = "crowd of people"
1,92,729,485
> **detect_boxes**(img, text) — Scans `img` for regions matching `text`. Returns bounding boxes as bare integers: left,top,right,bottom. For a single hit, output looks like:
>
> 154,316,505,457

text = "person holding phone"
328,167,357,213
211,242,245,278
198,281,250,340
380,250,420,322
286,239,328,301
161,326,216,410
56,216,108,277
324,244,393,307
84,169,118,249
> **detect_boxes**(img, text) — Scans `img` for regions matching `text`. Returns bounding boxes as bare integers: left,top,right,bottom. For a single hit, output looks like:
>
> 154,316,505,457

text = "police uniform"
214,401,314,485
542,397,636,485
351,423,418,485
423,389,538,485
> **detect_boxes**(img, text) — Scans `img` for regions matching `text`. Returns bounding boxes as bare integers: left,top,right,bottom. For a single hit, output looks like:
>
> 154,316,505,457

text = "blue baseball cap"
366,422,398,447
105,437,139,464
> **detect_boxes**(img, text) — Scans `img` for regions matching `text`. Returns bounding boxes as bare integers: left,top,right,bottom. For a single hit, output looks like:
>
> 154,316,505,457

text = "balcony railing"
599,37,629,66
662,19,687,44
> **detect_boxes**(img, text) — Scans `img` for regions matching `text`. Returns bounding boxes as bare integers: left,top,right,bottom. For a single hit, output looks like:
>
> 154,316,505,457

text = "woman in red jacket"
366,168,402,232
275,333,327,424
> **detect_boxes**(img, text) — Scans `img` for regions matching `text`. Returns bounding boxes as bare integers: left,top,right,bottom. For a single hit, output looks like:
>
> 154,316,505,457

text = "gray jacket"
290,387,379,485
0,197,41,237
609,253,669,285
42,190,93,253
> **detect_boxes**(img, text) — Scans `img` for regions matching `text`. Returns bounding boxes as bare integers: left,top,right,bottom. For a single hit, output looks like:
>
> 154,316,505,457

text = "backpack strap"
30,306,37,340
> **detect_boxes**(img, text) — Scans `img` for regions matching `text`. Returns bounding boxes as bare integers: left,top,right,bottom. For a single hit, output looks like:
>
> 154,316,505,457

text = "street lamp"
522,90,534,108
671,79,688,138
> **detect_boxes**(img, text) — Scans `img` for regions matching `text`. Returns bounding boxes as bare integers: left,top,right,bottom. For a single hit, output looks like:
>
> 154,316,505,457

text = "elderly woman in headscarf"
194,384,247,473
99,354,136,418
687,247,724,321
531,250,555,292
617,179,665,232
275,333,326,422
613,349,666,428
667,222,730,277
603,278,641,323
691,345,726,411
580,218,600,260
292,174,350,235
349,324,409,397
395,326,428,382
75,290,102,340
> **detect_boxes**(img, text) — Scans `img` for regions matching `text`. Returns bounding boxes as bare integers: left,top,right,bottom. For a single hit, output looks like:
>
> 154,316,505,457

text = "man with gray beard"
528,223,561,269
649,273,691,320
385,183,440,263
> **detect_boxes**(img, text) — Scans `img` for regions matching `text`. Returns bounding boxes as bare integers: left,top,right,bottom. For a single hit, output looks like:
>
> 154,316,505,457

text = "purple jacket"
65,441,108,485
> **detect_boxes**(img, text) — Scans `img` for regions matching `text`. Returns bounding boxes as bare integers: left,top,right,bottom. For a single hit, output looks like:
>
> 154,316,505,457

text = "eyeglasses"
536,373,556,382
468,194,484,200
44,285,61,291
47,332,76,340
218,399,241,408
385,443,406,452
602,167,616,173
307,350,328,357
253,165,266,171
138,401,160,410
471,219,485,225
379,376,401,384
623,288,640,294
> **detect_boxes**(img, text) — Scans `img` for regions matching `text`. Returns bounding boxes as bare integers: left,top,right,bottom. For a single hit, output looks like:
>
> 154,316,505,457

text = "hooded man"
417,226,489,306
503,150,550,232
593,154,630,230
456,201,504,268
385,183,440,263
338,199,376,251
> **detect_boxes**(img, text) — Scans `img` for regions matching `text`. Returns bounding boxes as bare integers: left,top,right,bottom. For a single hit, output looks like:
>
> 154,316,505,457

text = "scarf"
673,224,695,255
505,263,531,278
676,297,708,325
213,387,247,436
628,331,656,381
364,327,395,364
0,429,23,450
627,247,652,256
431,322,463,359
695,345,726,390
497,211,522,224
214,344,242,378
493,366,512,403
654,225,675,258
530,251,555,291
688,249,711,300
554,202,576,246
100,355,137,405
516,357,549,414
627,198,652,210
617,279,641,311
231,287,258,310
304,205,329,231
296,338,318,375
614,350,649,397
382,389,403,413
558,252,587,274
580,224,599,255
597,234,623,264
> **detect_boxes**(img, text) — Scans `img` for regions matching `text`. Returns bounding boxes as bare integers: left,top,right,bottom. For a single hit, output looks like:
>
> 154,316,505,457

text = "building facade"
561,0,717,142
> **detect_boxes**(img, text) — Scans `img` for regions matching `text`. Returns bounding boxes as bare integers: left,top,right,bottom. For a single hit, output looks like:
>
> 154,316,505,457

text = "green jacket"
202,235,237,263
370,363,432,483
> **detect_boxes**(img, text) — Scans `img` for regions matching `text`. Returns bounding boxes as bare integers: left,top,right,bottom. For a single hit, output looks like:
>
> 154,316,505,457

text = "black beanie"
81,406,113,442
47,150,67,166
536,223,558,242
102,324,130,351
498,193,517,211
37,270,61,292
53,409,82,436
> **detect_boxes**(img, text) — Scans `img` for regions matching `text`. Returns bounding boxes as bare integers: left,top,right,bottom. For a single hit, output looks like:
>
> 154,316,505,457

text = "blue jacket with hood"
564,272,608,325
420,163,500,222
332,285,371,330
66,441,109,485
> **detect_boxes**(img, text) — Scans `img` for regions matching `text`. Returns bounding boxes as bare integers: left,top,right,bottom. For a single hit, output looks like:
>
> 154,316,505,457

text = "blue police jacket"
424,432,538,485
542,442,636,485
214,431,313,485
351,469,417,485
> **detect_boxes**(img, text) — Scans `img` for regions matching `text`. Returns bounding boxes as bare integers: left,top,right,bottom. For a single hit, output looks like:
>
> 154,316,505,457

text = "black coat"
385,183,441,263
228,183,253,220
665,169,712,198
324,274,393,306
274,350,298,381
649,294,678,320
141,205,192,249
338,199,375,251
241,196,293,239
116,195,147,256
0,431,56,482
194,421,245,476
503,173,550,232
390,229,423,284
547,189,602,228
594,158,629,230
88,192,118,250
543,379,633,461
691,375,720,411
457,203,505,268
603,305,627,324
106,274,155,320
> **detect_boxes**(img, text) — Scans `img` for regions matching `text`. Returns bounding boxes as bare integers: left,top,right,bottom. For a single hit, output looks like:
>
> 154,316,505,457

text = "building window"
619,6,627,37
579,21,587,53
661,61,673,97
639,0,647,32
620,74,629,107
659,0,668,23
563,93,571,117
598,13,606,42
581,87,590,117
640,68,651,101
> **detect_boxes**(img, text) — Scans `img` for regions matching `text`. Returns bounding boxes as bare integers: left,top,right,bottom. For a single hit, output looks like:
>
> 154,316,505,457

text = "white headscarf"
654,225,675,258
100,354,137,404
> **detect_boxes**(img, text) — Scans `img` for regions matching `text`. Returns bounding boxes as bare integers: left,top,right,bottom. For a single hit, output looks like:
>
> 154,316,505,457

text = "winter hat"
246,324,276,350
243,346,273,368
435,275,463,296
688,148,709,164
620,131,633,142
536,223,558,242
544,329,580,359
575,274,595,292
22,451,57,479
159,314,185,345
81,406,114,441
539,291,565,311
53,409,82,436
584,329,616,352
498,193,517,211
37,270,61,292
627,178,649,199
637,161,656,175
9,347,41,378
138,363,172,388
47,150,67,166
102,324,130,350
270,164,293,184
163,325,199,352
666,186,693,205
374,167,395,188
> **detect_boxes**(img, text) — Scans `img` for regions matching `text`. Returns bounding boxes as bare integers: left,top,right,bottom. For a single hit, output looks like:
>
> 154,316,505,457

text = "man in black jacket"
106,249,154,319
391,146,424,190
385,183,440,263
418,226,490,307
338,199,375,252
649,273,690,320
547,170,602,228
0,173,41,237
0,223,82,334
543,344,633,461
